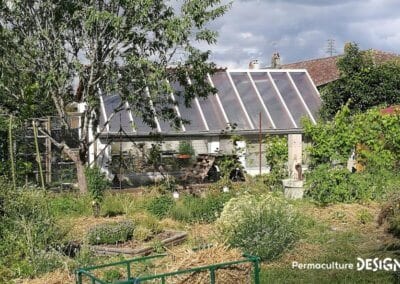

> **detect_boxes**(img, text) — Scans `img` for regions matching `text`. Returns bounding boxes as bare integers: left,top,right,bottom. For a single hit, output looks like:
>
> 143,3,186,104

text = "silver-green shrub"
216,194,302,260
87,220,135,245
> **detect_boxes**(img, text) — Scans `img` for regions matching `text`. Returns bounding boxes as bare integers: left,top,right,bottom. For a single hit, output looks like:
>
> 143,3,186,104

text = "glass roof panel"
290,72,321,117
210,71,251,130
230,72,273,129
250,72,294,129
102,95,134,133
198,94,227,131
170,81,207,132
270,72,309,125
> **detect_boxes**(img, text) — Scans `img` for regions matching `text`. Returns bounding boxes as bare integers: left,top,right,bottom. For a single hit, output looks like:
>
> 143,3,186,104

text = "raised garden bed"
90,230,187,257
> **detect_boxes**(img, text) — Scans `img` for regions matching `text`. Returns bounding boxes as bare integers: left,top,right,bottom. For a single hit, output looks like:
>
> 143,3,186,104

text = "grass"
260,201,397,283
15,186,400,283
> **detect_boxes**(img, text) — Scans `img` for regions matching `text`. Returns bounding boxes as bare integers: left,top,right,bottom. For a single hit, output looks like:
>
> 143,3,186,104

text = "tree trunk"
76,161,88,194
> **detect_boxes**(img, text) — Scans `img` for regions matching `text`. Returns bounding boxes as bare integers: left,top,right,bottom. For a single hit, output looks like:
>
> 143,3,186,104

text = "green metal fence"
75,253,260,284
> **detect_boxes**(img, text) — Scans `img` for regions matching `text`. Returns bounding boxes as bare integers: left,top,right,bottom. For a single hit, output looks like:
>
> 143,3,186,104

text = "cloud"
201,0,400,68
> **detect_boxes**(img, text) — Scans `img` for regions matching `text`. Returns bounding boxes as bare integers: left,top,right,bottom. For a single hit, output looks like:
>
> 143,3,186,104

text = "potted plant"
177,141,195,160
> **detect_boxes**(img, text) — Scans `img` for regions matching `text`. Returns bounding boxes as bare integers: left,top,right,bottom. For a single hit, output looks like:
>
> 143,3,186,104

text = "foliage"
169,191,233,223
216,194,302,260
305,164,398,205
264,135,288,189
0,0,230,192
87,220,135,245
48,193,92,217
303,105,400,170
146,195,175,218
102,269,122,283
178,141,195,156
0,180,67,279
320,42,400,119
86,166,110,217
86,166,109,203
131,213,163,235
148,144,162,169
265,135,288,171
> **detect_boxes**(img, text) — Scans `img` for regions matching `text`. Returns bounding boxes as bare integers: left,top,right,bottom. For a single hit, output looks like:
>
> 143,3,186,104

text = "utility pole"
326,39,337,57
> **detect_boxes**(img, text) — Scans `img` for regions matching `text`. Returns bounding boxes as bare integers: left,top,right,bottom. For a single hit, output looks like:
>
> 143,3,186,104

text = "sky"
202,0,400,68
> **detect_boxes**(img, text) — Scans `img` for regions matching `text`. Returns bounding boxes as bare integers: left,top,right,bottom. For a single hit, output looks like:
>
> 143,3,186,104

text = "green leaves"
320,42,400,120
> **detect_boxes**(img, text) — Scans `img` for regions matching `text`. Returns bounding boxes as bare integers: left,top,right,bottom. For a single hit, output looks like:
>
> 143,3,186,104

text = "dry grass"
17,269,73,284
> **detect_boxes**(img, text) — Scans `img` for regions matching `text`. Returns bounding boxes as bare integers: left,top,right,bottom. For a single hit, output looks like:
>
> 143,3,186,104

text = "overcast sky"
202,0,400,68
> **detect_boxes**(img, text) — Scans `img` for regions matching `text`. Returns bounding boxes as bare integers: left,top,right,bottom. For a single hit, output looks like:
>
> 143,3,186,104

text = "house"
89,68,321,184
282,49,400,87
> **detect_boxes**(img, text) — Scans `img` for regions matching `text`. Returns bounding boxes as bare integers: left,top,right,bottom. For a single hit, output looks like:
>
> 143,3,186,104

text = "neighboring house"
282,49,400,87
90,68,321,183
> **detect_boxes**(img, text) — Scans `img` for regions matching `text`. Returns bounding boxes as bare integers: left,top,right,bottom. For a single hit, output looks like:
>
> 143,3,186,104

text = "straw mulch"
152,244,253,284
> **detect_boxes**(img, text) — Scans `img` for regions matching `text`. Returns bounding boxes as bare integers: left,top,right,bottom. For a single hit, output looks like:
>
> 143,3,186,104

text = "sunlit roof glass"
270,72,309,126
170,81,207,132
289,72,321,116
210,71,251,130
250,72,294,128
100,69,321,135
230,71,274,129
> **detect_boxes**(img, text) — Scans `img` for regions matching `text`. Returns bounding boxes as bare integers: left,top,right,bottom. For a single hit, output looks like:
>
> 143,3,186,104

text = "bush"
86,166,110,217
49,193,92,217
87,220,135,245
216,194,302,260
169,192,233,223
146,195,175,218
305,164,396,204
0,180,67,279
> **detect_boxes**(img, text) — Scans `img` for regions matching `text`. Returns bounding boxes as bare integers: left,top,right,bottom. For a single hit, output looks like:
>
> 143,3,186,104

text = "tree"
0,0,230,192
320,42,400,120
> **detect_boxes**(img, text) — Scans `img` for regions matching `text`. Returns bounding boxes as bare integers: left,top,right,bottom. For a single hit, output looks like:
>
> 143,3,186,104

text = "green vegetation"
87,220,135,245
216,194,303,260
320,42,400,120
85,166,110,217
0,0,230,192
0,180,67,280
146,195,175,218
264,135,288,190
169,191,233,223
303,104,400,204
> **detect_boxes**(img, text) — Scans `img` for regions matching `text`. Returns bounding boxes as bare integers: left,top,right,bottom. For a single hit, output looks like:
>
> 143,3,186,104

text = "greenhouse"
90,68,321,184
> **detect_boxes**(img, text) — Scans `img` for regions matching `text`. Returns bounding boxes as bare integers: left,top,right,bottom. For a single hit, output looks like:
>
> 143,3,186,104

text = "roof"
281,49,400,87
99,69,321,138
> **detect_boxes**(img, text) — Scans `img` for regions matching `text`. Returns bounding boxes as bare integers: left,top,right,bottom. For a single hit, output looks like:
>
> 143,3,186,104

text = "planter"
90,230,187,256
282,179,304,199
177,154,191,159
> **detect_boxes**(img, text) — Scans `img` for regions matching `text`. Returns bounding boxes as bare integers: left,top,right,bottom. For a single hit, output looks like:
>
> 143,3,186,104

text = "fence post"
8,115,16,190
254,259,260,284
209,268,215,284
32,120,45,189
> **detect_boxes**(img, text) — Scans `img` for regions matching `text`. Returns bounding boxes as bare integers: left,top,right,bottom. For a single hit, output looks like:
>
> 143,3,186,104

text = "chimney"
271,52,281,69
249,59,260,69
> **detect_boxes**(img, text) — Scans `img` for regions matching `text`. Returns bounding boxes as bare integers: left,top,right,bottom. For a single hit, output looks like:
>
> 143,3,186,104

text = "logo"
356,258,400,272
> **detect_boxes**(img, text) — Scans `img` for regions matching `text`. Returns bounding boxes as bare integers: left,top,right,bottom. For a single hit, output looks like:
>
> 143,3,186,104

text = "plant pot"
282,179,304,199
177,154,191,159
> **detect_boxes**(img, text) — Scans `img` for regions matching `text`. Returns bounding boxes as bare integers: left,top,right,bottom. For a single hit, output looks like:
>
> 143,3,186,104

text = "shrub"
85,166,110,217
146,195,175,218
216,194,302,260
49,193,92,217
87,220,135,245
0,180,67,279
305,164,396,204
169,192,233,223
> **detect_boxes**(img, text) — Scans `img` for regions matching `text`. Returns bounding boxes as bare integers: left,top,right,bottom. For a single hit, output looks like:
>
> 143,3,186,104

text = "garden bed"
90,230,187,256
